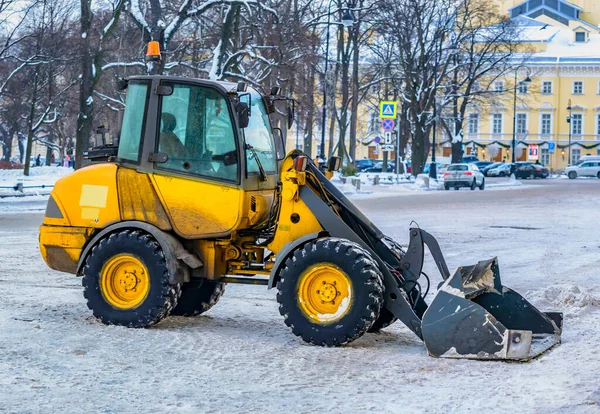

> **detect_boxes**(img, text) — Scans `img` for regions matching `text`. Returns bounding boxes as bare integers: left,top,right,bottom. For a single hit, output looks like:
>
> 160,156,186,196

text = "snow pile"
528,285,600,316
411,174,445,191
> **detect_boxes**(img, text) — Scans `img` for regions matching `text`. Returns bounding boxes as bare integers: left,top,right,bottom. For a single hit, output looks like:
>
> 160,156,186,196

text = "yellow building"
447,0,600,170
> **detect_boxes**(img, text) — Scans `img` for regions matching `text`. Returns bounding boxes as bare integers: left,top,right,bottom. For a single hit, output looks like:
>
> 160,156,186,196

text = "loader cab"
116,75,286,191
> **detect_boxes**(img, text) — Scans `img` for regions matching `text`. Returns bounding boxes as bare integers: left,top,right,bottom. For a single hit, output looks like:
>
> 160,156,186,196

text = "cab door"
150,81,244,239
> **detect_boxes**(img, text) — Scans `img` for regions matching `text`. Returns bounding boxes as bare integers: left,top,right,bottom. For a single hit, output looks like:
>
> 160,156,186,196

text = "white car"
564,161,600,179
443,163,485,190
486,163,511,177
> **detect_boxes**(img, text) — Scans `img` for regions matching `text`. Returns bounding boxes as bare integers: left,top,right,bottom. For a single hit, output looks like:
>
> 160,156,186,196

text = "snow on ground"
0,166,73,198
0,178,599,412
333,173,527,200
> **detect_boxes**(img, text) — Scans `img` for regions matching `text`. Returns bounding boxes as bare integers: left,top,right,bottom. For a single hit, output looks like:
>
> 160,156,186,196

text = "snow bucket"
421,258,563,361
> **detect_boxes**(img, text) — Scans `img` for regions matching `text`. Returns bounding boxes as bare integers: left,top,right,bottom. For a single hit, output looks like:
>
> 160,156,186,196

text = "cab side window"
157,83,238,182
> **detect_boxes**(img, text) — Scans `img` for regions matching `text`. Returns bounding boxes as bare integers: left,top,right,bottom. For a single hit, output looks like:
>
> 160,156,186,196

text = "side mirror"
237,102,250,129
327,156,342,172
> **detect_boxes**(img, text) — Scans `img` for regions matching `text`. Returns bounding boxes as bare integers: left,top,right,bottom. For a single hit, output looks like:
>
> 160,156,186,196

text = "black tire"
480,178,485,190
444,184,450,191
454,186,459,191
499,172,506,177
171,279,225,316
568,171,577,179
82,230,181,328
470,179,476,190
597,172,600,179
276,238,384,346
368,308,397,332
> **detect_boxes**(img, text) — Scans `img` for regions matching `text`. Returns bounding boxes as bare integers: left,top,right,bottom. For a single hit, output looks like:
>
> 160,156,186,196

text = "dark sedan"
355,159,376,172
515,163,549,179
364,161,395,173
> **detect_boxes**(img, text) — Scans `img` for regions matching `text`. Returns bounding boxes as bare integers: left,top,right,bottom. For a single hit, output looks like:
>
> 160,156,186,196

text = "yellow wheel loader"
39,74,562,360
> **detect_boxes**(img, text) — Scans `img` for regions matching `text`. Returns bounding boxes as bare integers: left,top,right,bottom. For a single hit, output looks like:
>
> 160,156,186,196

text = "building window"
541,148,550,166
516,113,527,134
572,148,581,163
492,113,503,134
596,114,600,136
571,113,583,135
518,82,529,94
575,32,586,42
494,81,504,93
541,113,552,135
542,81,552,94
573,81,583,95
467,113,479,134
597,81,600,95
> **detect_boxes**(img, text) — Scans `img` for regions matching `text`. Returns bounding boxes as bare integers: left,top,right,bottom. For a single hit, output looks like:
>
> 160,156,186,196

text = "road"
0,178,599,413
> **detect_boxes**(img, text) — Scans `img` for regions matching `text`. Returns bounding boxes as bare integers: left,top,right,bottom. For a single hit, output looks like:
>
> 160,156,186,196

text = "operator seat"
159,113,187,159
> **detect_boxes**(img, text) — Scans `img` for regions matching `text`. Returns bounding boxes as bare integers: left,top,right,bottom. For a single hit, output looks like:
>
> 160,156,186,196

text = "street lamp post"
429,34,441,179
511,66,532,177
319,1,355,160
566,99,572,165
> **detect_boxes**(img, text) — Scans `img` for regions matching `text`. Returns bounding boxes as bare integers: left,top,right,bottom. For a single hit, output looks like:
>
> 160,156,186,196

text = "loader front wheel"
368,308,397,332
277,238,384,346
171,279,225,316
82,230,181,328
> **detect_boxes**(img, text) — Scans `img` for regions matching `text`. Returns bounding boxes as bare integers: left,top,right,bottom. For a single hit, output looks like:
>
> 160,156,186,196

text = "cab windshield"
240,91,276,173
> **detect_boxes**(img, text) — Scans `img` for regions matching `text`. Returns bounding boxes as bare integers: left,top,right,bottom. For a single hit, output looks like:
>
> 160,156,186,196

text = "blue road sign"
548,142,555,153
374,136,381,144
379,101,397,118
382,119,395,131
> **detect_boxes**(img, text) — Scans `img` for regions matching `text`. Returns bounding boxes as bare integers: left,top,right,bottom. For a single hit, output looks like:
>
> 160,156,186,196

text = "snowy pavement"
1,179,600,413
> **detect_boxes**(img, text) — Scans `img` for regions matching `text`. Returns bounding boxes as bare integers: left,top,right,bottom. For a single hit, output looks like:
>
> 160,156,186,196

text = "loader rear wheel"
368,308,397,332
277,238,384,346
82,230,181,328
171,279,225,316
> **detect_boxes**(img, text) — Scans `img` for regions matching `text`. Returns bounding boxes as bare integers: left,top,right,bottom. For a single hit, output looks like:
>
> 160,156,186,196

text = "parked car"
364,161,395,173
487,163,512,177
482,162,504,176
514,163,549,179
423,162,450,177
443,163,485,190
564,161,600,179
354,159,376,172
474,161,493,170
462,155,480,164
572,155,600,167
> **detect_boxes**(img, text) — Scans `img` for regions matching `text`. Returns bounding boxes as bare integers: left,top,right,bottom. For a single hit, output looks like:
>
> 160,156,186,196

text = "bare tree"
439,0,522,163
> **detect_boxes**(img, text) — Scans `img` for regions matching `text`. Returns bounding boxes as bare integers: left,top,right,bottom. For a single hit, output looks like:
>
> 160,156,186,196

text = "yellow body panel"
39,225,92,273
151,173,244,238
117,167,172,230
43,163,121,229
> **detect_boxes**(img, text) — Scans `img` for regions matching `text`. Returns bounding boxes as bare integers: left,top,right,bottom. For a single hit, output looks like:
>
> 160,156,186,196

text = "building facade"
442,0,600,169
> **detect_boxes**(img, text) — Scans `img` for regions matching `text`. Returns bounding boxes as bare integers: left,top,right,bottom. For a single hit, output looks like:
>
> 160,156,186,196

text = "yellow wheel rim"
100,254,150,309
297,263,353,324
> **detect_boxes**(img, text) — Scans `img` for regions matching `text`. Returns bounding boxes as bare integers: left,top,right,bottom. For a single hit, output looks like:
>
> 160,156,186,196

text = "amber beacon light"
145,41,161,62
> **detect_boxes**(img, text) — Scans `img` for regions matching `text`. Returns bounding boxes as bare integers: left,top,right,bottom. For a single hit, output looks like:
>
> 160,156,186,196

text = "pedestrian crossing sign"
380,101,397,119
